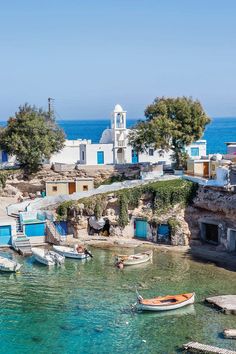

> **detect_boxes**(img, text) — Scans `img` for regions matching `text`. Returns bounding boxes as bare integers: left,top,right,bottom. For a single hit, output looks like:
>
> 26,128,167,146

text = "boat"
0,255,22,273
32,247,65,266
136,291,195,311
52,245,92,259
116,250,153,266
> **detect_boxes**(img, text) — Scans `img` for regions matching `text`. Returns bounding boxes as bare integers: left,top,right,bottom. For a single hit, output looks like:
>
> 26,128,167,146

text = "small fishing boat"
136,291,195,311
116,250,152,266
0,255,22,273
53,245,93,259
32,247,65,266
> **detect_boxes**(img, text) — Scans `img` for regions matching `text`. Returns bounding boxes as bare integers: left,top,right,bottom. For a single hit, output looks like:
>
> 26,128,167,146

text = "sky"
0,0,236,120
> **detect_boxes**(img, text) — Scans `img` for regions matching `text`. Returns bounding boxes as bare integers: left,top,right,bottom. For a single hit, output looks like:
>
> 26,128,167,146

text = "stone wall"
1,164,141,197
185,186,236,250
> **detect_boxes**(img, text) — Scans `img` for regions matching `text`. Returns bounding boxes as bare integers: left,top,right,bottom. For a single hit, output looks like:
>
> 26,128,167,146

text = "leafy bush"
118,193,129,227
168,217,180,236
56,179,198,227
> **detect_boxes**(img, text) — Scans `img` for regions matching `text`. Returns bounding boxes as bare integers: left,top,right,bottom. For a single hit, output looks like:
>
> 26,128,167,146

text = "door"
135,220,147,238
132,150,139,164
97,151,104,165
68,182,76,194
229,230,236,252
203,162,209,177
204,223,218,244
1,151,8,163
0,225,12,245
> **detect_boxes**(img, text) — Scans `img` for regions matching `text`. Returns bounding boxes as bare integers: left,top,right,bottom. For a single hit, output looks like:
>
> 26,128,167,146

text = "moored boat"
136,291,195,311
116,250,153,266
0,255,22,273
32,247,65,266
53,245,92,259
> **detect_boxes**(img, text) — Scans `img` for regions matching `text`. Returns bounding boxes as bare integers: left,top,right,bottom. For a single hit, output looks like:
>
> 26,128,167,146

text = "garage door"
0,225,12,245
135,220,147,239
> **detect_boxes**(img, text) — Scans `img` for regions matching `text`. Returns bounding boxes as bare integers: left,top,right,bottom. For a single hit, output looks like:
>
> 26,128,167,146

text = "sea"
0,247,236,354
1,117,236,154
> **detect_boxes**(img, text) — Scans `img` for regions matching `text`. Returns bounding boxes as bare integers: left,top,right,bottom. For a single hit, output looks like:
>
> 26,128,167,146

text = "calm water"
1,117,236,154
0,247,236,354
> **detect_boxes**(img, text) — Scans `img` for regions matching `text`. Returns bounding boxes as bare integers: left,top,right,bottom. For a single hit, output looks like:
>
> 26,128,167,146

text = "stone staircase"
11,214,32,256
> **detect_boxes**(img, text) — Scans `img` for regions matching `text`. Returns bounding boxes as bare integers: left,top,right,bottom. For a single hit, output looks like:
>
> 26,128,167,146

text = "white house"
0,104,207,168
50,139,91,165
0,150,17,169
185,140,207,160
79,104,206,166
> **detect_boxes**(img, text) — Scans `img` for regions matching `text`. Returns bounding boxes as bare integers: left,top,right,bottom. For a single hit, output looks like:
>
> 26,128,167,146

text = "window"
52,186,57,192
82,151,85,160
191,147,199,157
149,148,154,156
83,185,88,191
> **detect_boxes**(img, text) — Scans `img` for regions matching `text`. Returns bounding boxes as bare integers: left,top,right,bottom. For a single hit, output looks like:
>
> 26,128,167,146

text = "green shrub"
168,217,180,236
118,193,129,227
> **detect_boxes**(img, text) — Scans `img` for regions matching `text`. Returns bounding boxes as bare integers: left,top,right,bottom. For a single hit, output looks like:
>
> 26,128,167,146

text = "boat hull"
0,256,22,273
32,248,65,266
138,293,195,312
53,246,90,259
116,250,152,266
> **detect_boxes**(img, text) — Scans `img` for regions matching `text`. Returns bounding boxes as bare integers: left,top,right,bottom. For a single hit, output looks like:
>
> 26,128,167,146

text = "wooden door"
68,182,76,194
203,162,209,177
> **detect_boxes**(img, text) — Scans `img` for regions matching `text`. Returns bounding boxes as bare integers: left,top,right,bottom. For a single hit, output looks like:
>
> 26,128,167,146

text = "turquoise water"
0,247,236,354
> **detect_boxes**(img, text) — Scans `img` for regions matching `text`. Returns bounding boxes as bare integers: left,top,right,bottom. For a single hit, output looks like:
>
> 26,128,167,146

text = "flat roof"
0,216,16,225
46,178,94,184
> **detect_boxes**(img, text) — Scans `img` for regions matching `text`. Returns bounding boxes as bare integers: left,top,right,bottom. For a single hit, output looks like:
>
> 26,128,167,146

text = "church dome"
114,104,123,113
99,128,113,144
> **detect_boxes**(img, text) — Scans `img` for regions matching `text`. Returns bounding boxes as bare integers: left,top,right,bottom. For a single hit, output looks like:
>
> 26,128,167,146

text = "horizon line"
0,116,236,122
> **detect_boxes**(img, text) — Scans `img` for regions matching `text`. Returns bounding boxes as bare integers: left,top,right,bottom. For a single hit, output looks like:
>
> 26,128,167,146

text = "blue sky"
0,0,236,120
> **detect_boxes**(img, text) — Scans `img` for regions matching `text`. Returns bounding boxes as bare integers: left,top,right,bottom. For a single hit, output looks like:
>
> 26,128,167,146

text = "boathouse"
19,211,46,244
0,217,17,247
45,178,94,196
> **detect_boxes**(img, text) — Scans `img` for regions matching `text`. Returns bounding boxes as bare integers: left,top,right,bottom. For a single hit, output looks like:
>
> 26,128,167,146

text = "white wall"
0,150,17,166
185,140,207,159
80,143,114,165
50,139,90,164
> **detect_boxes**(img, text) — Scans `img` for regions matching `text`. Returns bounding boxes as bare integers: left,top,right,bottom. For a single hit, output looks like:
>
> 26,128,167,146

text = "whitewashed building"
0,150,17,169
79,104,174,166
78,104,206,166
0,104,207,168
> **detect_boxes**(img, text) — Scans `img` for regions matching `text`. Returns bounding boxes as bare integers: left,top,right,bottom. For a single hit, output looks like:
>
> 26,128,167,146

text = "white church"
50,104,207,167
0,104,207,168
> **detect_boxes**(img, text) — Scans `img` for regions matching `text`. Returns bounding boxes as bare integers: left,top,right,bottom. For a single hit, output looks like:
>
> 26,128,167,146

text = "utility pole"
48,97,55,121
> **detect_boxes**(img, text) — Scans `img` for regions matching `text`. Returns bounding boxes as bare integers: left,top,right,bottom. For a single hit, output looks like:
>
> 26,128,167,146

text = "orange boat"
136,291,195,311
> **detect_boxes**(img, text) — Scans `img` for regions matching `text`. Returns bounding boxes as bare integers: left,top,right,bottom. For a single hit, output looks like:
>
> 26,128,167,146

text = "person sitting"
76,245,84,253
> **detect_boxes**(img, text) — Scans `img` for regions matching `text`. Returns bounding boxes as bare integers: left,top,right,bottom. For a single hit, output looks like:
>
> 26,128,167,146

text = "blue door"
132,150,139,164
135,219,147,238
97,151,104,164
0,225,12,245
1,151,8,163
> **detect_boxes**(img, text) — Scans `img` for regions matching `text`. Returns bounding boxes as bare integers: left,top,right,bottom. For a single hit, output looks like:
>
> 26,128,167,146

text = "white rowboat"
32,247,65,266
116,250,153,266
53,245,91,259
136,291,195,311
0,255,22,272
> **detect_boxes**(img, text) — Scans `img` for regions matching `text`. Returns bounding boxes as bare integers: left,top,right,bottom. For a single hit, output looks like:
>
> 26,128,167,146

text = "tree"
0,103,65,174
129,97,210,169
